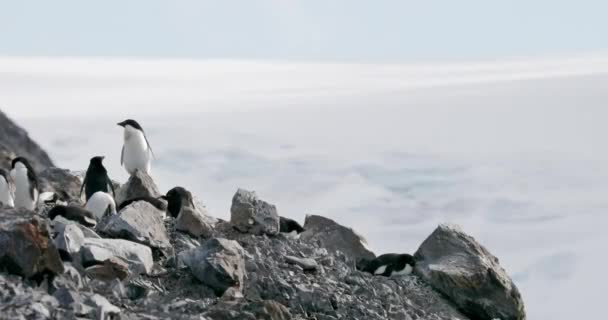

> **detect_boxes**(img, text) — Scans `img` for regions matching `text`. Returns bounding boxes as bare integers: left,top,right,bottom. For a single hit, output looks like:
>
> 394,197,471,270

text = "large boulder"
179,238,246,296
0,208,64,279
0,109,54,171
415,224,526,320
38,167,83,202
54,223,86,258
99,201,171,253
230,189,280,236
300,215,375,261
115,170,161,205
80,238,153,275
176,205,216,238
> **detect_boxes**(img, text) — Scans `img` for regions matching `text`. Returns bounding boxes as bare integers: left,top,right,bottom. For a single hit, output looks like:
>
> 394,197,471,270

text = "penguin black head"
397,254,416,267
11,157,35,171
162,186,195,218
89,156,106,167
0,169,9,182
117,119,143,131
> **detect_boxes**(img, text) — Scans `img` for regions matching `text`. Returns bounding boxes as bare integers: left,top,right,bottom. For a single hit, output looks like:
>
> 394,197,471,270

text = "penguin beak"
117,121,125,127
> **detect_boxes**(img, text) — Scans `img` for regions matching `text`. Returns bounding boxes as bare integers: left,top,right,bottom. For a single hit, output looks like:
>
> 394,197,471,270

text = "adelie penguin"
357,253,416,277
0,169,14,208
80,156,115,201
161,186,195,218
118,119,154,176
10,157,39,210
85,191,117,220
48,205,97,228
280,216,304,237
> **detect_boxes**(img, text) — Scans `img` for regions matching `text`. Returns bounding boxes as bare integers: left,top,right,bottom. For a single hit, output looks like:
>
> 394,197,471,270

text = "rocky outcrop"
38,167,83,202
99,201,171,254
230,189,280,236
180,238,246,296
0,208,64,279
415,224,526,320
0,110,54,171
115,170,161,205
176,205,215,238
301,214,376,261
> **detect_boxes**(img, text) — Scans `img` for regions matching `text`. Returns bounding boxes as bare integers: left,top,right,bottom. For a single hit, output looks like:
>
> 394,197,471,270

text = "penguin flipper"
120,145,124,166
107,176,115,198
79,174,87,198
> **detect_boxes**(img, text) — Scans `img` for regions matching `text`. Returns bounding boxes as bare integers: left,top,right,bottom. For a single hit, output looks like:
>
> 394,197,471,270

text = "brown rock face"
0,208,64,279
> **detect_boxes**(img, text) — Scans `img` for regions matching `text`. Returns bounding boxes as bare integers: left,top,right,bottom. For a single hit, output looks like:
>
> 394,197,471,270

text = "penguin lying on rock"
357,253,416,277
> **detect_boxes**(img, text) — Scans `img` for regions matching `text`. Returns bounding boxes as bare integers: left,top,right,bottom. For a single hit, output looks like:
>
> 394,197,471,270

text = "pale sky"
1,0,606,61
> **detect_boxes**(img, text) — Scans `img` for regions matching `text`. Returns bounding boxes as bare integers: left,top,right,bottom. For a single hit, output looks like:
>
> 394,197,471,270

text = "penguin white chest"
391,264,413,277
122,128,151,175
0,178,14,207
11,168,37,210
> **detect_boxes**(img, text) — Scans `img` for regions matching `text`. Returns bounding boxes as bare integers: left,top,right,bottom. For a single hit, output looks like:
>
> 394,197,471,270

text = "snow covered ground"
2,55,607,319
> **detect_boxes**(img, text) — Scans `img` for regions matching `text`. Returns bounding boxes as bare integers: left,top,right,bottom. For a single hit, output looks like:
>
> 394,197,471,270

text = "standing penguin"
117,119,154,175
10,157,39,210
0,169,14,207
80,156,115,201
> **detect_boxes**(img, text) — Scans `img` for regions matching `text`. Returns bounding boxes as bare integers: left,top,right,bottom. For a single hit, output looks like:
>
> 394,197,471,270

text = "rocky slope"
0,112,526,320
0,110,54,171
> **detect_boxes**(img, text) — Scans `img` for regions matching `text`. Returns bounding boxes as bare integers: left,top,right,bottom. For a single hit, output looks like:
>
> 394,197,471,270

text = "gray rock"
415,224,526,320
86,257,131,281
0,109,54,172
99,201,171,252
80,238,153,275
180,238,246,296
285,256,318,271
52,215,101,239
301,215,375,261
54,223,85,257
85,293,121,320
176,206,215,238
230,189,280,236
0,273,59,320
0,208,65,279
38,167,83,202
115,170,161,206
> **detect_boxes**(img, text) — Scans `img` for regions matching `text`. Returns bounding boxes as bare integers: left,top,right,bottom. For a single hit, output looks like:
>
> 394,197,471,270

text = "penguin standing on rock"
358,253,416,277
0,169,14,207
10,157,39,210
81,156,115,201
117,119,154,176
161,186,195,218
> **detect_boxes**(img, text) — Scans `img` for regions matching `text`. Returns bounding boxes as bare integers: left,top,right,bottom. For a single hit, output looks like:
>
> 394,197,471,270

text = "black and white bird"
48,205,97,228
358,253,416,277
117,119,154,175
80,156,115,201
10,157,39,210
279,216,304,235
0,169,14,207
161,186,195,218
118,196,167,212
85,191,117,220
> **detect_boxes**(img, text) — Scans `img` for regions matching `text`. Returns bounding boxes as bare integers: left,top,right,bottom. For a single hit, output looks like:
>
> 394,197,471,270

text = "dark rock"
80,238,153,275
301,215,375,261
99,201,171,253
86,257,130,281
230,189,280,236
0,208,64,279
180,238,246,296
415,224,526,320
115,170,161,206
38,168,82,202
176,206,215,238
0,109,54,172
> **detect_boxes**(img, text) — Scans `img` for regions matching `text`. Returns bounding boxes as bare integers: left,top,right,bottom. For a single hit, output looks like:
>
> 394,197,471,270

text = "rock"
38,167,83,202
0,208,64,279
86,257,130,281
415,224,526,320
80,238,153,275
230,189,280,236
180,238,246,296
301,215,375,261
52,215,101,239
85,293,121,319
176,206,215,238
54,223,85,258
99,201,171,253
0,273,59,319
115,170,161,206
285,255,318,271
0,109,54,172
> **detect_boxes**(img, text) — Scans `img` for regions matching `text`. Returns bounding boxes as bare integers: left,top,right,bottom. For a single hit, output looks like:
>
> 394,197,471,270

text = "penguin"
0,169,14,207
117,119,154,175
161,186,195,218
48,205,97,228
85,191,117,220
118,196,167,212
279,216,304,234
80,156,115,201
10,157,39,210
357,253,416,277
